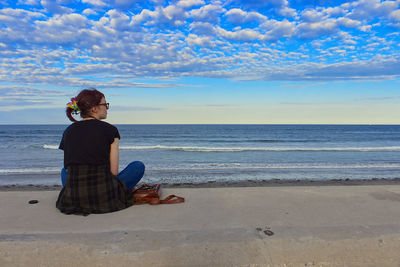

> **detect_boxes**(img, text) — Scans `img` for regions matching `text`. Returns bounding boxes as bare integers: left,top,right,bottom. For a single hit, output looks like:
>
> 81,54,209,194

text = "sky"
0,0,400,124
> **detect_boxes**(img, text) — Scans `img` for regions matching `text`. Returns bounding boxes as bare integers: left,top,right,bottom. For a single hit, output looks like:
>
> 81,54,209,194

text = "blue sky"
0,0,400,124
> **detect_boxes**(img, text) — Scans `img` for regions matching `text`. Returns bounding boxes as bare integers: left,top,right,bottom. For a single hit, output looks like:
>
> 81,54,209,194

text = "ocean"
1,124,400,186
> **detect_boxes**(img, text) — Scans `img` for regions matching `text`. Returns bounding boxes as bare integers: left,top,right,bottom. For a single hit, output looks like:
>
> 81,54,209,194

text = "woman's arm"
110,138,119,176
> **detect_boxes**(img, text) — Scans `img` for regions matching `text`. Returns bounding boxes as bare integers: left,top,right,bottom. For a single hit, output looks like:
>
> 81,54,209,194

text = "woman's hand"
110,138,119,176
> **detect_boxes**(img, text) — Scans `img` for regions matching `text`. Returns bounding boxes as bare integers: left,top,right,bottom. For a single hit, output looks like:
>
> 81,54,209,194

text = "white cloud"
190,21,216,35
301,9,325,22
105,9,131,30
82,0,107,7
163,5,186,22
217,28,262,42
337,31,358,45
0,86,67,97
300,7,361,31
38,13,88,28
177,0,204,9
323,6,346,17
278,6,297,17
225,8,247,24
360,25,372,32
40,0,73,14
0,86,69,111
337,17,361,28
225,8,267,24
230,0,297,17
260,19,295,41
131,8,156,25
0,8,44,18
186,34,214,47
300,55,400,80
149,0,165,5
297,19,339,39
266,0,297,18
189,4,225,22
133,5,188,27
0,8,45,45
17,0,40,5
389,9,400,21
82,8,98,16
347,0,400,20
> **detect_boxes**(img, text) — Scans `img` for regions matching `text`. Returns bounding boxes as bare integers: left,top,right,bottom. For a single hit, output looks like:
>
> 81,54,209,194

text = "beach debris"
264,229,274,236
28,200,38,204
256,226,274,236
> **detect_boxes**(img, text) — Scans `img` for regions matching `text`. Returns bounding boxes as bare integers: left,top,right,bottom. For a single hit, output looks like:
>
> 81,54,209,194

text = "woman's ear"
91,106,97,114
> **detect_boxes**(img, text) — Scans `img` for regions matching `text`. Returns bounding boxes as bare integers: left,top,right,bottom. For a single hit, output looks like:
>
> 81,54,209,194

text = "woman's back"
57,120,133,215
60,119,120,168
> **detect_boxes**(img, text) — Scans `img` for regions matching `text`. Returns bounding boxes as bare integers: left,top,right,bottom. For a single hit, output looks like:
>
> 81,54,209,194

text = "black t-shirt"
59,120,120,168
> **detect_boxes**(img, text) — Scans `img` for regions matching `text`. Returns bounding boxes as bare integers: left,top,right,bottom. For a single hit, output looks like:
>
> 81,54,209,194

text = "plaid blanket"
56,164,133,215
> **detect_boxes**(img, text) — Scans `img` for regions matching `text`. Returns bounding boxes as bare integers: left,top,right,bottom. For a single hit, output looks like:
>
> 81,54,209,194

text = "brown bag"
132,184,184,205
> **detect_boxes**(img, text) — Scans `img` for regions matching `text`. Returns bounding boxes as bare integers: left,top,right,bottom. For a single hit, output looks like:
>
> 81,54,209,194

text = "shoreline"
1,177,400,191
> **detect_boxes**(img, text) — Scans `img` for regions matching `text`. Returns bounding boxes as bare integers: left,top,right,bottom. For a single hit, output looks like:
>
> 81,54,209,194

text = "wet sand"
1,177,400,191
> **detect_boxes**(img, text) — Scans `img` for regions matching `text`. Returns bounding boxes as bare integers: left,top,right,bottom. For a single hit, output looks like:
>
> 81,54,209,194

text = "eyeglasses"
98,103,109,109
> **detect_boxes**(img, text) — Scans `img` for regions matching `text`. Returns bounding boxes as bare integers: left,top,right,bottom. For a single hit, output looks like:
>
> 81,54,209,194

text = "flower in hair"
67,97,80,114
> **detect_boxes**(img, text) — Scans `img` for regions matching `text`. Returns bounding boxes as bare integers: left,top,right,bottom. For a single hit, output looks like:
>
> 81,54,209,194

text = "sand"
1,185,400,266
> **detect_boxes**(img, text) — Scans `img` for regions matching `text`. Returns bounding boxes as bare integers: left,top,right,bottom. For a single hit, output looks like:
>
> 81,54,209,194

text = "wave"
119,145,400,152
179,163,400,170
43,145,59,150
0,168,60,174
42,144,400,152
252,139,320,143
2,163,400,175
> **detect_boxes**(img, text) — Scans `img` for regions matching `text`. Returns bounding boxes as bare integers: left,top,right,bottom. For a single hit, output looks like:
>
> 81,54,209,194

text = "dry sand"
1,185,400,266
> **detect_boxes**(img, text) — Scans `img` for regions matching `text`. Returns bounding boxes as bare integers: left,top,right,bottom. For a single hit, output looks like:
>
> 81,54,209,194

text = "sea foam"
118,145,400,152
42,144,400,152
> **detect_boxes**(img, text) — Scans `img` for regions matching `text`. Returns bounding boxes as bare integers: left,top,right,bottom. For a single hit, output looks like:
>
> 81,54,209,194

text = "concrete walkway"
1,185,400,266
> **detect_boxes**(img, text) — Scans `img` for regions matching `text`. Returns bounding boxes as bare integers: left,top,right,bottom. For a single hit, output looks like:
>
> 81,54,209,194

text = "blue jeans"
61,161,145,190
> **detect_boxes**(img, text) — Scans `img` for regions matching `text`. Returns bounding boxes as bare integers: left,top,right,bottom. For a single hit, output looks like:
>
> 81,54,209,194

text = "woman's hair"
66,88,105,122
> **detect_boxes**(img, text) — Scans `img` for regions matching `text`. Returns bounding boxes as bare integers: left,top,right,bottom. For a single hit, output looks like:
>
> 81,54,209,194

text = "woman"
56,88,145,215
